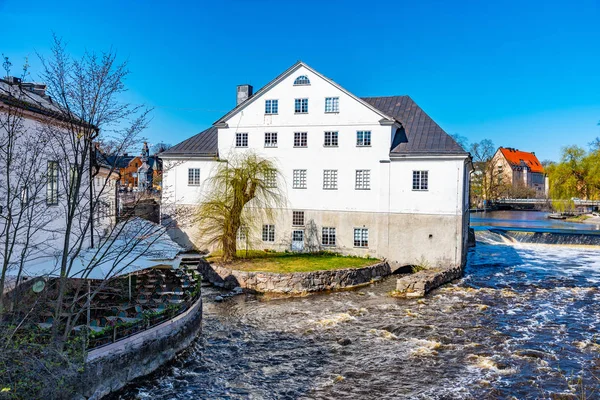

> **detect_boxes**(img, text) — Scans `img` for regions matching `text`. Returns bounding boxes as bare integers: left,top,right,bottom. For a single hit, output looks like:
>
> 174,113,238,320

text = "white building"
161,62,470,269
0,77,118,281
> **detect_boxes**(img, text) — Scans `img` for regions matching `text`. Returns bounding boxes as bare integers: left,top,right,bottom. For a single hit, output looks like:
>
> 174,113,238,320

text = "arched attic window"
294,75,310,85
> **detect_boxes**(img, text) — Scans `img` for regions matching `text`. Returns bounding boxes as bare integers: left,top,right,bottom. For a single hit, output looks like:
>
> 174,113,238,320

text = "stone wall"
198,260,392,294
394,265,464,298
74,296,202,399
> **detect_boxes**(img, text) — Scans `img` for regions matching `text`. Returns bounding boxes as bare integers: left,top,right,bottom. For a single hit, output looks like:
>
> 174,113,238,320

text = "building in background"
161,62,471,269
492,147,546,197
107,142,163,191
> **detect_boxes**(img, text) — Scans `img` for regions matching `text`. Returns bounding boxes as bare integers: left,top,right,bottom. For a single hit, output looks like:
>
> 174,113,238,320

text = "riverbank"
198,258,393,294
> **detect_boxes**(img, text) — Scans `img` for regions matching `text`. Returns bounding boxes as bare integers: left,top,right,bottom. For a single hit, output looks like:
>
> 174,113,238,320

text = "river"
113,211,600,399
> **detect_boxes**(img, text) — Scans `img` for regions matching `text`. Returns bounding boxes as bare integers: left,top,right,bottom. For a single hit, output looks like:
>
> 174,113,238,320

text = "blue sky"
1,0,599,161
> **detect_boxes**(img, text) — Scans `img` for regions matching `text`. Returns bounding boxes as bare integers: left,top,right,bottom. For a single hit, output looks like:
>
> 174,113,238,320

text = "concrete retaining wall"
75,296,202,399
198,260,392,294
394,266,463,298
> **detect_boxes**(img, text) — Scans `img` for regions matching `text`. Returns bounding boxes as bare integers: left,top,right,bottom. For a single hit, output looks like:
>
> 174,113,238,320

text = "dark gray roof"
161,126,218,157
362,96,467,155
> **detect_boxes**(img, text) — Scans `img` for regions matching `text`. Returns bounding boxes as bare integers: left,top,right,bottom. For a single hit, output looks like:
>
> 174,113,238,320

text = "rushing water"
113,215,600,399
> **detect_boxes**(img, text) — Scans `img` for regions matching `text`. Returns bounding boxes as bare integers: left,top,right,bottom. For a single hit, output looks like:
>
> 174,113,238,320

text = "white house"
0,77,118,281
161,62,471,269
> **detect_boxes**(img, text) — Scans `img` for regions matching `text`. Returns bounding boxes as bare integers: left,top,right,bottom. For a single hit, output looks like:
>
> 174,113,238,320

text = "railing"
87,288,201,350
494,198,600,206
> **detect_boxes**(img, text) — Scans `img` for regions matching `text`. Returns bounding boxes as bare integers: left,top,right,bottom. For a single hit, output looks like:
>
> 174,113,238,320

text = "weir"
475,227,600,246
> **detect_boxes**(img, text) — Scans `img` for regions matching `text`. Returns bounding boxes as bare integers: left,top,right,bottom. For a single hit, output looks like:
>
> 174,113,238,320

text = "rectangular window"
323,169,338,190
21,187,28,204
325,97,339,113
294,98,308,114
188,168,201,186
293,169,307,189
262,224,275,242
322,227,336,246
354,228,369,247
46,161,58,205
324,131,338,147
357,131,371,147
292,211,305,226
294,132,307,148
264,132,278,148
412,170,429,191
237,225,248,241
264,170,277,188
236,132,248,147
265,99,278,114
355,169,370,190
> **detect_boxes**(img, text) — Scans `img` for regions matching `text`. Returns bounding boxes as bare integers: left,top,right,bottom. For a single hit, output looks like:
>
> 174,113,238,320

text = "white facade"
162,63,470,268
0,81,118,279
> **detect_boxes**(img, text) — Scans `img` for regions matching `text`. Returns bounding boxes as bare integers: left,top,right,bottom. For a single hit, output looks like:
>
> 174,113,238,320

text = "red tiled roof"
499,147,544,173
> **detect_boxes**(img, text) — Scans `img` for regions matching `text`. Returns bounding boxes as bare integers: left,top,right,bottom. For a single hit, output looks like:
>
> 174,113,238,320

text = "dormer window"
294,75,310,85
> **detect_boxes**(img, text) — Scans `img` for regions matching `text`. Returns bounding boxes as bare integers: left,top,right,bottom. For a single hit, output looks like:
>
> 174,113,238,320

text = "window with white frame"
188,168,201,186
293,169,307,189
356,131,371,146
355,169,370,190
237,225,248,241
236,132,248,147
354,228,369,247
294,75,310,85
322,227,336,246
262,224,275,242
46,160,58,205
265,99,278,114
292,211,305,226
323,169,338,190
294,98,308,113
325,97,339,113
294,132,307,147
264,132,278,148
264,169,277,188
324,131,338,147
412,170,429,190
21,186,28,204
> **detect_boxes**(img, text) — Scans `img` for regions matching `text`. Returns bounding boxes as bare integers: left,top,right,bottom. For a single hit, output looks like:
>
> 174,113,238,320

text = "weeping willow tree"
546,145,600,210
197,153,285,261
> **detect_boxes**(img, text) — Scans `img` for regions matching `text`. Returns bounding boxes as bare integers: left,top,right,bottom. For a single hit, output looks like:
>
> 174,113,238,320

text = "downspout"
89,138,95,248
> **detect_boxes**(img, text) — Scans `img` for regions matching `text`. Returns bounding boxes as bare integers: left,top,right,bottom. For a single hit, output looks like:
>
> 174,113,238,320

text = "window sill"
354,246,369,249
264,145,278,148
293,187,307,190
294,112,308,114
323,145,339,148
412,189,429,192
293,146,308,148
235,146,248,148
324,111,340,114
264,113,278,116
355,188,371,190
323,188,338,190
356,145,372,148
188,184,201,187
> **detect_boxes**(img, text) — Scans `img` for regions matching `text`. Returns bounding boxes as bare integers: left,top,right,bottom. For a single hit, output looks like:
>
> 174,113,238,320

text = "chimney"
237,84,253,105
4,76,22,85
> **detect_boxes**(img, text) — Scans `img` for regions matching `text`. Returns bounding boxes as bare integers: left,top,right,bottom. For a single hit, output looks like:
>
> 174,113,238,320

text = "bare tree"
469,139,503,207
0,58,59,314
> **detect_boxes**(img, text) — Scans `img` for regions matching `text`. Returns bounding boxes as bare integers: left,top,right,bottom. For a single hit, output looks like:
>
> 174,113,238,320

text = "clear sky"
1,0,599,161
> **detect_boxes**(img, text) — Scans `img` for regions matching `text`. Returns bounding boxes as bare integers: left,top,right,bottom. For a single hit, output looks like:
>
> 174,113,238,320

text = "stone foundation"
394,265,463,298
198,259,392,294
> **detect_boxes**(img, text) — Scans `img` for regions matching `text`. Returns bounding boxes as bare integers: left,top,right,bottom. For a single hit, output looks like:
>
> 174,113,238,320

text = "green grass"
207,250,380,273
566,214,591,223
